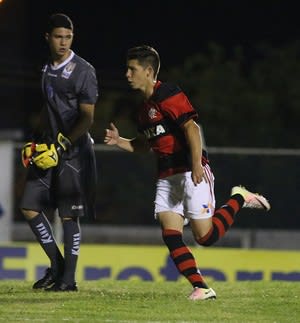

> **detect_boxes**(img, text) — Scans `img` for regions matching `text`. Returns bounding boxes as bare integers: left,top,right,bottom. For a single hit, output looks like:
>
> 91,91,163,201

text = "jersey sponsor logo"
72,233,80,256
36,223,53,244
62,62,76,79
144,124,166,139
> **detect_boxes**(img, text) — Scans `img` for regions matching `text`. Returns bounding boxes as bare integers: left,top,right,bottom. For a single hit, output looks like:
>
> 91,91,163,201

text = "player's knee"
62,216,79,223
194,232,218,247
20,208,39,220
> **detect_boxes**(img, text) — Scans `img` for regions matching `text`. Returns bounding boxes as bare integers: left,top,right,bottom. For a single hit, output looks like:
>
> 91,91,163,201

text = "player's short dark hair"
47,13,73,33
127,45,160,79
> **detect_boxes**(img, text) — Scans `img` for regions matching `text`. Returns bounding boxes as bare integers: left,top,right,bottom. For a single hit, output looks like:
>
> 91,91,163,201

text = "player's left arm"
182,119,205,185
67,102,95,143
67,66,98,142
163,91,205,185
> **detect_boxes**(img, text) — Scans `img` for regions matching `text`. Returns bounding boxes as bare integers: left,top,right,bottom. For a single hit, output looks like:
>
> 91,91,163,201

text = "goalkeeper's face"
46,27,74,61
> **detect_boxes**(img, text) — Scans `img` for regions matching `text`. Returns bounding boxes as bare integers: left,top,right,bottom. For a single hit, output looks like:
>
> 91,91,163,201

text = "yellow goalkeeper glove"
32,144,57,170
32,133,72,170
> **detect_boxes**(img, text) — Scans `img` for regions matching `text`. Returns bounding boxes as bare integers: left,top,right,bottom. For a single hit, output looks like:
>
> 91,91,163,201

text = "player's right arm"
104,122,149,152
32,106,48,138
21,106,48,168
104,122,134,152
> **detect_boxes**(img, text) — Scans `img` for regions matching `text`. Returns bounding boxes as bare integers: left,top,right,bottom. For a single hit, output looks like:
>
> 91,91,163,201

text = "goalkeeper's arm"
66,103,95,144
21,106,49,168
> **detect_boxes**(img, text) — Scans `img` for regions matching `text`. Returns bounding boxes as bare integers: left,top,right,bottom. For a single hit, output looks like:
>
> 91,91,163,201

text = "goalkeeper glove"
32,133,72,170
21,142,36,168
55,132,72,155
32,144,58,170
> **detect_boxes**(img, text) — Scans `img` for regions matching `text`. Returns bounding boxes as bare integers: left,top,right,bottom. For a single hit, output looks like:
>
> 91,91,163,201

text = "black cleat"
45,281,78,292
33,268,56,289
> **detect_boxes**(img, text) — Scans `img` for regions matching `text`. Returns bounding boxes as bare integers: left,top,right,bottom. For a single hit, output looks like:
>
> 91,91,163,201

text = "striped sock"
162,229,208,288
197,195,244,246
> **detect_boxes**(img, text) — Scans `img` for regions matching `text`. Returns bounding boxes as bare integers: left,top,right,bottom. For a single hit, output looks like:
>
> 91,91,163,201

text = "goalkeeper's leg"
62,217,80,286
22,209,64,288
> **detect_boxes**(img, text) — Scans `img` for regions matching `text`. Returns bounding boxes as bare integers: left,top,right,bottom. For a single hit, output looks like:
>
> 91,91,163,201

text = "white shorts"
154,164,215,220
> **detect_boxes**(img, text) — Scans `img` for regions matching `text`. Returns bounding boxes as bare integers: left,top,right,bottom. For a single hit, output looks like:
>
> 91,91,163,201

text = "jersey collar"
50,50,75,70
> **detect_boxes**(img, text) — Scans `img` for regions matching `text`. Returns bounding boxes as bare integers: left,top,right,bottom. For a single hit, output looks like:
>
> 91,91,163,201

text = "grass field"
0,280,299,322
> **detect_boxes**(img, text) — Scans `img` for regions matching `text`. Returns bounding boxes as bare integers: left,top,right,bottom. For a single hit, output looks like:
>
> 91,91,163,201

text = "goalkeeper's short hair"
47,13,73,33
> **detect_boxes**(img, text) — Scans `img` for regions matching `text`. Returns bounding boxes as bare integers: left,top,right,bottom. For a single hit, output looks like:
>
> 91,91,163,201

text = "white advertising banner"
0,141,14,241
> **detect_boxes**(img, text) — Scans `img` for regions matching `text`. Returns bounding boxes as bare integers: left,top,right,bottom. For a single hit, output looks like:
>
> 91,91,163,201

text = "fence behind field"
10,143,300,249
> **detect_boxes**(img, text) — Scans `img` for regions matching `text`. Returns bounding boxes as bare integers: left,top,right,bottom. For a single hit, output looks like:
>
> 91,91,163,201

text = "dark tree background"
1,0,298,148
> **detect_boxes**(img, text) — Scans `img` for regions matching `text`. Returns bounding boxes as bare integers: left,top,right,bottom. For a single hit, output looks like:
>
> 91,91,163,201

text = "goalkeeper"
20,13,99,292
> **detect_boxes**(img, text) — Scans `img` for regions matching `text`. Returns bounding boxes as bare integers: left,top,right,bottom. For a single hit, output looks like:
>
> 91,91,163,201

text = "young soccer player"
20,13,99,291
104,45,270,300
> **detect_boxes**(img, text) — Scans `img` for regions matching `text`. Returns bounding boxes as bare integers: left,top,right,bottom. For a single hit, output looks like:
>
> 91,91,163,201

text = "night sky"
0,0,299,132
1,0,299,72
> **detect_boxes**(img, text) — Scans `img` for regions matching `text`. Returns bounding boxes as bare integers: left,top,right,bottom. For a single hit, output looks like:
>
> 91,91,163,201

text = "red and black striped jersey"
137,81,208,178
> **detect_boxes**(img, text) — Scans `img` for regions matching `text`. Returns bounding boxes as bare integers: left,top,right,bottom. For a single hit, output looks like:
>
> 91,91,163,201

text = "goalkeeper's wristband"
55,133,72,155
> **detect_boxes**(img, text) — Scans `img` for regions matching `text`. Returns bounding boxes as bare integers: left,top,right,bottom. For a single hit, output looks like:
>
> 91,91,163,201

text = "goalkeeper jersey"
41,50,98,146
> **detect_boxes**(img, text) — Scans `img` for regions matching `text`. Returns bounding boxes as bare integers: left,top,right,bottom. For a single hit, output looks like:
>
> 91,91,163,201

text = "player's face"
126,59,150,92
46,27,73,61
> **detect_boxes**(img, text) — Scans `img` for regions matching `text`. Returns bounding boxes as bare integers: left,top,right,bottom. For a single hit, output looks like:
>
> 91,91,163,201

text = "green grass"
0,280,299,322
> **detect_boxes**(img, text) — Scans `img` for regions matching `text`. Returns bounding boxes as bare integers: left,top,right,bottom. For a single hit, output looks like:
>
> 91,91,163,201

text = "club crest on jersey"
144,124,166,139
62,62,76,79
148,107,158,119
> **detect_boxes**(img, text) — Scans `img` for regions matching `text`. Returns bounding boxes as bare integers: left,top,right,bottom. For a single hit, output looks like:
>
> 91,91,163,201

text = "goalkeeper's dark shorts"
20,139,97,219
